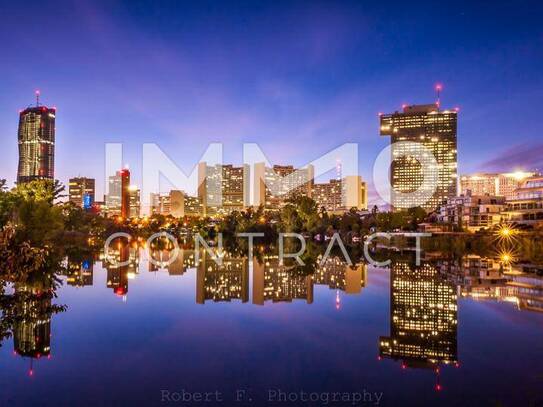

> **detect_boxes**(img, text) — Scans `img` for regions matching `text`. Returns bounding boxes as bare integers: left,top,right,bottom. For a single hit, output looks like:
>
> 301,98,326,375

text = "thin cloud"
481,144,543,173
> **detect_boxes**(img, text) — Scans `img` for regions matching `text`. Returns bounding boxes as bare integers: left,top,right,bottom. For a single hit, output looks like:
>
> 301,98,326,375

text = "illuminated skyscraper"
68,177,95,209
106,169,130,217
198,162,250,215
17,92,56,184
128,185,140,218
380,104,458,211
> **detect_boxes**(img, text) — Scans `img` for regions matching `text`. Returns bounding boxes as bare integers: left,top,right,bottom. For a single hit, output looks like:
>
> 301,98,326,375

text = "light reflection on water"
1,247,543,406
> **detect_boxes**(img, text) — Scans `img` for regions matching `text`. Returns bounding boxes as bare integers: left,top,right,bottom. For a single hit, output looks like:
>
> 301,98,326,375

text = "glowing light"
435,83,443,91
435,384,442,391
29,369,34,377
511,171,529,181
495,224,518,243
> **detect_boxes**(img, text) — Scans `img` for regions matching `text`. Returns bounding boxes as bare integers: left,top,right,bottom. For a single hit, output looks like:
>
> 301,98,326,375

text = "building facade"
106,169,130,217
460,172,535,200
380,104,458,212
128,186,140,218
17,103,56,184
502,176,543,227
198,163,250,216
253,163,314,209
312,175,367,213
438,194,505,231
68,177,95,209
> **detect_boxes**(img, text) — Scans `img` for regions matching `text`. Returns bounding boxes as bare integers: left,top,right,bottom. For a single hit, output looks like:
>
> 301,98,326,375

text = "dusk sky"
1,0,543,203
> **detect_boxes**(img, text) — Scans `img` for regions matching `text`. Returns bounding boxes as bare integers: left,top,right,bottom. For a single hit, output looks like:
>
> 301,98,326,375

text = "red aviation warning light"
435,83,443,107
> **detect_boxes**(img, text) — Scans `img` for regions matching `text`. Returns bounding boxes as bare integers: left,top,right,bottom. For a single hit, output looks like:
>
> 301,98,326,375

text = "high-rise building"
312,179,342,212
106,169,130,217
17,94,56,184
184,195,203,217
380,104,458,212
198,162,250,216
312,175,367,213
68,177,95,209
128,185,140,218
253,163,314,209
106,173,122,215
460,172,536,200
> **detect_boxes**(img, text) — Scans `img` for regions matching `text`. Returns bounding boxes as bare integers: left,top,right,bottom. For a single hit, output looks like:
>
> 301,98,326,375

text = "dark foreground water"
1,251,542,407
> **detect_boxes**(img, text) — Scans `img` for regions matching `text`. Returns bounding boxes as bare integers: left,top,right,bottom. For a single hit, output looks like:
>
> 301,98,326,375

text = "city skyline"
1,1,543,205
3,2,543,405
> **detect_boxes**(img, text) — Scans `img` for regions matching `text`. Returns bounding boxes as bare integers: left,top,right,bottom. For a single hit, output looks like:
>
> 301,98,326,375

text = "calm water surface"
1,251,542,407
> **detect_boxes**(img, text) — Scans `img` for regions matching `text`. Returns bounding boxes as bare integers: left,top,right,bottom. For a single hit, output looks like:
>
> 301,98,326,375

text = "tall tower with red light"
17,91,56,184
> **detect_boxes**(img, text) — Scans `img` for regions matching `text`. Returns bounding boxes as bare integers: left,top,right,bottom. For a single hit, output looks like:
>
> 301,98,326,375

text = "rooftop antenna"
435,84,442,109
35,89,40,107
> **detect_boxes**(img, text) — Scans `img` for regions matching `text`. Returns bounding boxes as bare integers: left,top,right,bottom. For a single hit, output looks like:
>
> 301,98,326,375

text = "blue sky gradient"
1,0,542,203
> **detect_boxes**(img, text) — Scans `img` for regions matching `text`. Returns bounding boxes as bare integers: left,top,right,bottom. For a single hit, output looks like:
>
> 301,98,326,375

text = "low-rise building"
460,171,536,200
438,193,505,231
502,176,543,227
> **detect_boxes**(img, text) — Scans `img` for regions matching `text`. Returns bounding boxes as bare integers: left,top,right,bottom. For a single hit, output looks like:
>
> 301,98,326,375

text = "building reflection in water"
5,244,543,381
438,255,543,313
313,257,366,294
4,281,59,376
148,248,196,276
253,255,313,304
102,241,139,298
196,252,249,303
65,257,94,287
379,261,458,389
